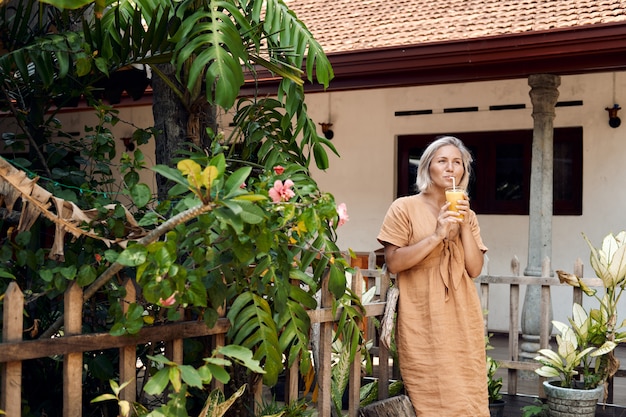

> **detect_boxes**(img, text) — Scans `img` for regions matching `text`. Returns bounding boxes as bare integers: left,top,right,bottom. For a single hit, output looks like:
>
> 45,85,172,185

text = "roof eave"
241,22,626,95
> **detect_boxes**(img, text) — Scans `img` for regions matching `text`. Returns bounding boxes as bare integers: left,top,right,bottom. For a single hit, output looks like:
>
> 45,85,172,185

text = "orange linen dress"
377,195,489,417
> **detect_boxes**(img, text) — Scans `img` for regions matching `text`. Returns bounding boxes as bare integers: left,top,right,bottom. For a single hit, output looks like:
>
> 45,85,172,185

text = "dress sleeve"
377,198,412,248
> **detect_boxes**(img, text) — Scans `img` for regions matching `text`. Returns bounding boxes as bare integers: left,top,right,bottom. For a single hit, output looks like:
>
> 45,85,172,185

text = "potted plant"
533,231,626,416
486,354,505,417
485,333,505,416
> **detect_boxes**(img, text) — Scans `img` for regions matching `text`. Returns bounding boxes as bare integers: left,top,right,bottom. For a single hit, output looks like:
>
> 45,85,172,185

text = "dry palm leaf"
380,285,399,350
0,156,147,260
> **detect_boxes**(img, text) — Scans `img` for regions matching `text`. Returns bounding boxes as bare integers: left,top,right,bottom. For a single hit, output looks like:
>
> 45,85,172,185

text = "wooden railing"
0,252,393,417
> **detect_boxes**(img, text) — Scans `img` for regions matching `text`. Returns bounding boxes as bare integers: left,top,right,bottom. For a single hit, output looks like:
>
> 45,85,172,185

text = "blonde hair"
415,136,473,192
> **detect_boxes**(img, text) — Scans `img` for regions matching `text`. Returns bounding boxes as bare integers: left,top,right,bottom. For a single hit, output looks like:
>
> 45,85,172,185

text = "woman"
377,136,489,416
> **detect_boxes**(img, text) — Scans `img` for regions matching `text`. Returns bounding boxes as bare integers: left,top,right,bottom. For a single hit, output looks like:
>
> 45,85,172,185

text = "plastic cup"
445,187,466,219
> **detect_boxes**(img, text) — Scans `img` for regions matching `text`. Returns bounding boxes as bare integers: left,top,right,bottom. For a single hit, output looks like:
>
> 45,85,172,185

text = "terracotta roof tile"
285,0,626,53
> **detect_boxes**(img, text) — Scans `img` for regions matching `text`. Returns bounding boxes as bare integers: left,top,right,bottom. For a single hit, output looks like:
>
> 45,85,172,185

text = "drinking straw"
452,176,456,190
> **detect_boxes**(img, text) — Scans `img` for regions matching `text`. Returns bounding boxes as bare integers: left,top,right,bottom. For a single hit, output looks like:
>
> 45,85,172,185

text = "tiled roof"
286,0,626,53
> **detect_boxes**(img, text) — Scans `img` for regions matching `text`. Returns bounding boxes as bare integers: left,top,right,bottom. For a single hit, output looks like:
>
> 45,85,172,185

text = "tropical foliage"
485,335,503,403
535,232,626,391
0,0,365,415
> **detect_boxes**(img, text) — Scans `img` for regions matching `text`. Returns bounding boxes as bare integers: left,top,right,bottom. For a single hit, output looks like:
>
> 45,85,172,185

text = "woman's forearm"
383,234,444,274
460,225,484,277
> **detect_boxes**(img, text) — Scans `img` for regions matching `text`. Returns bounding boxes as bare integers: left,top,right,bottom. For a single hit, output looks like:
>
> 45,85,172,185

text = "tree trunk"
359,395,416,417
151,63,216,200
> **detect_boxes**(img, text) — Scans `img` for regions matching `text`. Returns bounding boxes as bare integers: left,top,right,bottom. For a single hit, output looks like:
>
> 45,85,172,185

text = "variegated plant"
537,232,626,389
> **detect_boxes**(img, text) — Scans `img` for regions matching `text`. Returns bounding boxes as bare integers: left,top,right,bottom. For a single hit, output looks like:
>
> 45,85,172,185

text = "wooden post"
573,259,584,306
285,276,302,404
480,255,490,335
317,270,333,417
119,278,137,404
1,282,23,417
210,299,226,393
537,257,552,398
377,266,391,401
508,256,520,395
348,269,363,417
63,282,83,417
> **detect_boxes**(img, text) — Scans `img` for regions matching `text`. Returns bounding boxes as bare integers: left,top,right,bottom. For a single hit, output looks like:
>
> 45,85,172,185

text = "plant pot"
488,399,505,417
542,380,603,417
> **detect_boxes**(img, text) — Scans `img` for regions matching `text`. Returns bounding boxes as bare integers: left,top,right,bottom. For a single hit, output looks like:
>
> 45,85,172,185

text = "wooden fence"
1,252,625,416
476,255,626,402
0,252,391,417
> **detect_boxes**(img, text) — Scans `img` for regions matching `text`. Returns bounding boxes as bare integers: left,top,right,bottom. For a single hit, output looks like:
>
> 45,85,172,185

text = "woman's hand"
435,201,463,238
454,195,471,226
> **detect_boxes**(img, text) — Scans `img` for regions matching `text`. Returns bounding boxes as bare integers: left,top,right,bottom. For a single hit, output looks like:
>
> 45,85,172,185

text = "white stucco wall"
8,70,625,331
304,71,626,330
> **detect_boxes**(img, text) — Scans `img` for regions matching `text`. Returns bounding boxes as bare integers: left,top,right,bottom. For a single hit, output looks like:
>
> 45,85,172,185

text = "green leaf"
217,345,265,374
138,211,159,226
40,0,94,9
224,167,251,197
214,206,243,234
179,365,203,388
289,268,316,289
117,245,147,266
76,57,91,77
148,354,175,366
206,363,231,384
261,0,333,87
172,5,247,109
151,164,189,188
130,183,152,208
60,265,77,280
224,200,266,225
226,292,281,385
109,322,126,336
143,368,170,396
76,264,97,286
91,393,117,403
313,142,329,170
328,264,346,298
15,231,31,246
0,269,16,279
233,194,267,202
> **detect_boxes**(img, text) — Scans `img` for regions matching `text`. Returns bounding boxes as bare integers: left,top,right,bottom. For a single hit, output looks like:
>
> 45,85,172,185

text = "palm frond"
226,291,283,385
252,0,333,87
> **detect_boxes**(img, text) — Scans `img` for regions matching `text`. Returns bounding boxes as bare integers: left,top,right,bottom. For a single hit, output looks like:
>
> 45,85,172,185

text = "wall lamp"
319,122,334,139
121,137,135,151
606,104,621,128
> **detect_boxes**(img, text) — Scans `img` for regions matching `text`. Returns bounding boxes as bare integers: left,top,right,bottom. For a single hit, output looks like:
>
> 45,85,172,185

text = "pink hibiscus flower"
337,203,349,227
269,179,295,202
159,292,177,307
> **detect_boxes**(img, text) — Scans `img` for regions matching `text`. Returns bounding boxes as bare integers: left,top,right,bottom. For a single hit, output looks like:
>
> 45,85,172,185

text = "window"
397,128,582,215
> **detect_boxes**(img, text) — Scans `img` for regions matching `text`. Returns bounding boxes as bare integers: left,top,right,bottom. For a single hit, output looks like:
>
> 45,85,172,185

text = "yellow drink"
445,188,465,219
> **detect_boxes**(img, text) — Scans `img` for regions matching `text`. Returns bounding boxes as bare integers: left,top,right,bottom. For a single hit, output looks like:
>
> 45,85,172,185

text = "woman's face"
429,145,464,190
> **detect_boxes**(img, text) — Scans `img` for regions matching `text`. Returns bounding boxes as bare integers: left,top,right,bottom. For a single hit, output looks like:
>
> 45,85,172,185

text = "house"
239,0,626,330
7,0,626,331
